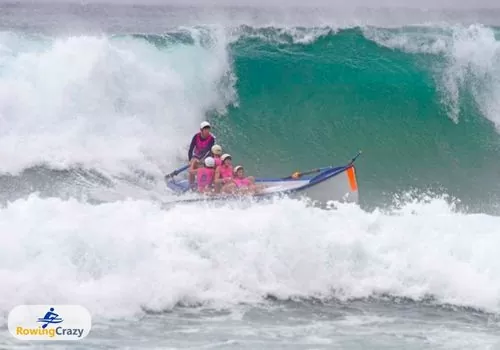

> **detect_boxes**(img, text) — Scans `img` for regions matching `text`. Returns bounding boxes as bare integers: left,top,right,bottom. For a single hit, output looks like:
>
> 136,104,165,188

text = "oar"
347,150,362,165
164,164,189,180
284,167,328,180
285,150,362,179
164,150,212,180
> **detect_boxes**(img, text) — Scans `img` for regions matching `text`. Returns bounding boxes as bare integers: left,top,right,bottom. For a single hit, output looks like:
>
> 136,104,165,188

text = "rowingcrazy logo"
8,305,91,341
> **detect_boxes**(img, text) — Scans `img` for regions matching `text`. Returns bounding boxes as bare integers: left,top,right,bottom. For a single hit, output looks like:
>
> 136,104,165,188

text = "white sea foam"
0,194,499,322
0,28,236,176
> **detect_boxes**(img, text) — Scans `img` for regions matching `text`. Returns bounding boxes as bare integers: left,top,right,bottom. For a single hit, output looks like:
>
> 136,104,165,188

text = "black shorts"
192,153,208,161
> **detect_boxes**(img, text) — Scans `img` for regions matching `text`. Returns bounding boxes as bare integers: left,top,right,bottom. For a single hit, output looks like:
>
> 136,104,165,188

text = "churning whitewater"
2,7,500,336
2,194,500,321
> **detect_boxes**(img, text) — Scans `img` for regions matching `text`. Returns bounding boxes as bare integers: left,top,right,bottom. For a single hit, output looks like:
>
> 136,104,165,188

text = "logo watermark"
8,305,91,340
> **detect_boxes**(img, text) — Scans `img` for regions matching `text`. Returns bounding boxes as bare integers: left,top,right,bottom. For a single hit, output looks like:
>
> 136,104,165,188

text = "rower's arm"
214,167,222,184
208,135,215,150
187,135,196,160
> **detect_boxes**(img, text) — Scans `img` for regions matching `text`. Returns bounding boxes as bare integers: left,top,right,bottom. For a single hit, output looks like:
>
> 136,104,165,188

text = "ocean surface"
2,1,500,349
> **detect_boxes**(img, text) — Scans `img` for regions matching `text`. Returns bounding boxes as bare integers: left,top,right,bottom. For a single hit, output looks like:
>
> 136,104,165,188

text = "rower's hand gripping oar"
288,150,362,179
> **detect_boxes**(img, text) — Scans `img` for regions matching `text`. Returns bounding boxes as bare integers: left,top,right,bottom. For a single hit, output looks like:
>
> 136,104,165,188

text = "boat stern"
299,165,359,205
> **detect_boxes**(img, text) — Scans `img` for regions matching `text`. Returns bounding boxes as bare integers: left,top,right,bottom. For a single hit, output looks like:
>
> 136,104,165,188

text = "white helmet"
233,165,243,174
200,121,211,129
204,156,215,168
221,153,231,161
211,144,222,155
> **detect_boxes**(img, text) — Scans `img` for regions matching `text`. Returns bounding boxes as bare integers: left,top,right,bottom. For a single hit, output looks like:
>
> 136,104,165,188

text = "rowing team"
189,145,264,195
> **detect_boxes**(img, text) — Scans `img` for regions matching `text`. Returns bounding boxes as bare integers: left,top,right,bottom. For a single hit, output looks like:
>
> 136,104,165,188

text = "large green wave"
201,26,500,212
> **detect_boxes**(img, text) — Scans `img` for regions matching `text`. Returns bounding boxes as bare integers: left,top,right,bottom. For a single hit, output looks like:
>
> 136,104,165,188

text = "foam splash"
231,26,337,45
1,194,499,322
0,28,236,176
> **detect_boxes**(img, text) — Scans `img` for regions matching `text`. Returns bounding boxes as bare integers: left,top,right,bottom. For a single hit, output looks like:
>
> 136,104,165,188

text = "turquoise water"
214,27,500,212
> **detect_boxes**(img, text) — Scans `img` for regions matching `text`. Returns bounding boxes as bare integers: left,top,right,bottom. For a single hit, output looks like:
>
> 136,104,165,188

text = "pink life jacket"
219,165,233,179
234,177,251,188
214,157,222,167
193,132,214,158
197,167,215,192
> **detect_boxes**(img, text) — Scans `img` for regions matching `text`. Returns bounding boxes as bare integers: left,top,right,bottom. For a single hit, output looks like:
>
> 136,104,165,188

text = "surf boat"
164,151,361,206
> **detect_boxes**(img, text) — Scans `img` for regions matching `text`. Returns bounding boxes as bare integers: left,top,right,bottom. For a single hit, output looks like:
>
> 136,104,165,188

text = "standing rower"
187,121,215,187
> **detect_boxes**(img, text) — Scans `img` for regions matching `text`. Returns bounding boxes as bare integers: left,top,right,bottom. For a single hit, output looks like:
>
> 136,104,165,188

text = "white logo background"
8,305,92,341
